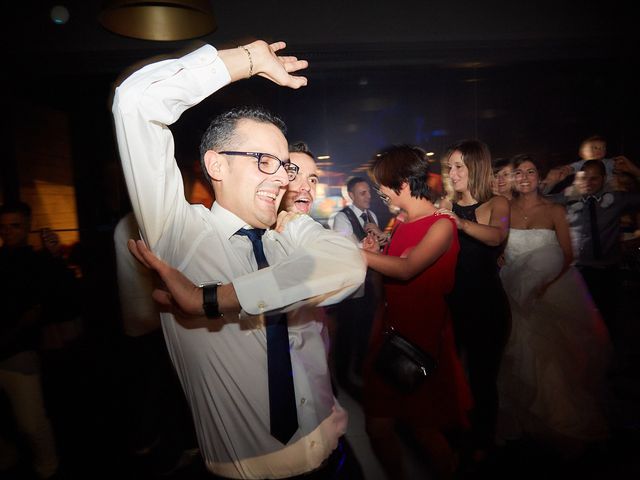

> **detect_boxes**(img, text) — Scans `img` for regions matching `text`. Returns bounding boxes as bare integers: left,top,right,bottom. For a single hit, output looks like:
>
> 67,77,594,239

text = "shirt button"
300,397,306,405
258,301,266,311
310,441,316,448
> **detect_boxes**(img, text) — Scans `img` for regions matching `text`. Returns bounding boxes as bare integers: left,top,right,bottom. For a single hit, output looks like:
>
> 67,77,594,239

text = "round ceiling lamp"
99,0,217,41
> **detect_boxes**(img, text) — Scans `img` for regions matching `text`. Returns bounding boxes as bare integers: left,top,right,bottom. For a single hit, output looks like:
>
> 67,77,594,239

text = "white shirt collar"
350,204,366,217
211,202,258,240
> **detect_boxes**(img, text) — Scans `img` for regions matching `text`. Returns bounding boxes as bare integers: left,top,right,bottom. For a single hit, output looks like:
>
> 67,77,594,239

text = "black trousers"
448,286,511,450
207,437,364,480
333,271,381,386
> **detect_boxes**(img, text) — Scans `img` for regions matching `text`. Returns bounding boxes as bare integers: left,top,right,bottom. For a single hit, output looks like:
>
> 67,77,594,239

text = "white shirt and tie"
331,204,379,242
112,44,366,479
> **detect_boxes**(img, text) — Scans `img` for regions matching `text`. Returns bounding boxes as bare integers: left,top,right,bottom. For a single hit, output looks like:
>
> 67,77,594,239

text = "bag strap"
383,315,446,360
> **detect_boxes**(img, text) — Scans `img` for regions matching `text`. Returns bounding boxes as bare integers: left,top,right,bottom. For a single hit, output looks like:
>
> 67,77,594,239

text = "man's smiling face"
281,152,318,214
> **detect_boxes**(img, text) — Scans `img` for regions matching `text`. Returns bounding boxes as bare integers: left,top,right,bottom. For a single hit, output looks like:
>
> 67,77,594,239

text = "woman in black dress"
438,140,511,466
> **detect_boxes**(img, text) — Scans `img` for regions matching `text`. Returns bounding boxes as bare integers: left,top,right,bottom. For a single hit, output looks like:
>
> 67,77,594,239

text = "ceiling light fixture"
99,0,217,41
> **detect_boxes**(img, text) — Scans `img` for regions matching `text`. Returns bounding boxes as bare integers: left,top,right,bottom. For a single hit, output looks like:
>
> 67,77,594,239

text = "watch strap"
202,282,222,318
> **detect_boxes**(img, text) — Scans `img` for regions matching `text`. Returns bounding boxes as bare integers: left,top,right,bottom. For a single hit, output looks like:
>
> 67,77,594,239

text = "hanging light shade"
99,0,217,41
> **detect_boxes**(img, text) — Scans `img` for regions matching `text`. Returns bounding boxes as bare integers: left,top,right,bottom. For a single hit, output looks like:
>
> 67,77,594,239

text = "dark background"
6,0,636,170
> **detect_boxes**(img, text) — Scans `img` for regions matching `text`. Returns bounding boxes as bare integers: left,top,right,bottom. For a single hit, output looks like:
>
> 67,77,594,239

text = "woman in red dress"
362,145,472,479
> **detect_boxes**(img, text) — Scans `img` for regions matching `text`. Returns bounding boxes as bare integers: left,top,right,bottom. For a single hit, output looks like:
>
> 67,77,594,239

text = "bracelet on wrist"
239,45,253,77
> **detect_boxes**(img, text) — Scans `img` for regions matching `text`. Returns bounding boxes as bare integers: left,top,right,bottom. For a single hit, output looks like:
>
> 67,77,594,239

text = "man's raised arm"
112,41,307,250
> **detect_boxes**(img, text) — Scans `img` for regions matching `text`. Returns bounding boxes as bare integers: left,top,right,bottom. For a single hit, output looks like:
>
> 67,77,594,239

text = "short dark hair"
346,176,368,193
0,201,32,219
199,106,287,182
369,145,435,202
492,157,512,175
511,153,545,175
289,141,315,160
581,159,606,176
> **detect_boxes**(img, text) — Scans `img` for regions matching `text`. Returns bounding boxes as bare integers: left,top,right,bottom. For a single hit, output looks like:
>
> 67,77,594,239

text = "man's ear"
348,191,355,203
203,151,226,181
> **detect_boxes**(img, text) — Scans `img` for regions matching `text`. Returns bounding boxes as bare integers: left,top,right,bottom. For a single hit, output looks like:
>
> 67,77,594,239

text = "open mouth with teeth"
256,189,278,203
293,196,312,213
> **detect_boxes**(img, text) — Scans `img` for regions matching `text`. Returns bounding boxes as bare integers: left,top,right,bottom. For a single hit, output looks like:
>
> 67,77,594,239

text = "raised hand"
254,41,308,89
128,239,204,317
613,155,640,177
220,40,308,89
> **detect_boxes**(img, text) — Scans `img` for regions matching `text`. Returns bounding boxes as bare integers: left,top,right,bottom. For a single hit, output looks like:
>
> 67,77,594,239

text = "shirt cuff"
232,269,284,315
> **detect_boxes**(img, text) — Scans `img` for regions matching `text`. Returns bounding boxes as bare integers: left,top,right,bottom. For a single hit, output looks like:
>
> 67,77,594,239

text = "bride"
498,154,611,448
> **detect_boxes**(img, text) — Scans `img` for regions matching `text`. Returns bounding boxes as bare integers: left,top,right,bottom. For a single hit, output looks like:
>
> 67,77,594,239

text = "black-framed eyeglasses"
219,151,299,181
374,186,391,205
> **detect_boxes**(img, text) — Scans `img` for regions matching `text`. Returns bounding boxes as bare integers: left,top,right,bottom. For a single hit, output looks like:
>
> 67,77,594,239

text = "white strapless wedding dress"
498,229,611,442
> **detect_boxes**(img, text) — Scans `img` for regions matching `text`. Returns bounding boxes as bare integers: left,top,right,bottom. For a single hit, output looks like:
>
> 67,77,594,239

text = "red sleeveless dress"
363,214,472,429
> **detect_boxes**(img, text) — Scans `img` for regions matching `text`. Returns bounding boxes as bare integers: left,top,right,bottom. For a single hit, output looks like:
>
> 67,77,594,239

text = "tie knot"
235,228,266,241
361,211,368,222
235,228,269,270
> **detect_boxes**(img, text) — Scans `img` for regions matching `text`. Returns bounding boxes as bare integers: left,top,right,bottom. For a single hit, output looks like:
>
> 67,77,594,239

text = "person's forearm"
364,250,412,279
218,44,255,82
364,247,443,281
459,219,506,246
112,45,231,249
233,217,366,315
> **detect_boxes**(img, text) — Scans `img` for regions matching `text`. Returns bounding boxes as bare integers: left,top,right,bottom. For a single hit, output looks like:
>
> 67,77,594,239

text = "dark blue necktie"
235,228,298,444
586,196,602,259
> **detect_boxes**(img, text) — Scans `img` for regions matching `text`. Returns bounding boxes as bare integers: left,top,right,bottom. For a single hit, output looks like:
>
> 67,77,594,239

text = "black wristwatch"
201,282,223,318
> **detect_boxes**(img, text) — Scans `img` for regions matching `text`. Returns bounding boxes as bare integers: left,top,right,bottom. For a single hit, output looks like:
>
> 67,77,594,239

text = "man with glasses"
113,40,365,479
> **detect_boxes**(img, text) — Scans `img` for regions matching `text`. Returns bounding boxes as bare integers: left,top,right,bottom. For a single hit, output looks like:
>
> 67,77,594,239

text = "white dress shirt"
332,204,378,242
114,212,160,337
112,44,366,479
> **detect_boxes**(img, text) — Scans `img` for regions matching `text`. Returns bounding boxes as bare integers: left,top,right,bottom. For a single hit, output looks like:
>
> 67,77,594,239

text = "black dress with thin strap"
447,202,511,450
